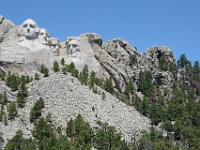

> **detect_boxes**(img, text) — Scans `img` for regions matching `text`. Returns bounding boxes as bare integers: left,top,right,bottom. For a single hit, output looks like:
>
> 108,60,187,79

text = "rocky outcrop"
0,15,15,43
87,34,140,92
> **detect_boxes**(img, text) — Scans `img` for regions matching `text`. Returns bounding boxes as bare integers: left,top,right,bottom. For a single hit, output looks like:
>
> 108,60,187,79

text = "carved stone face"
38,28,50,44
21,19,38,39
68,39,80,58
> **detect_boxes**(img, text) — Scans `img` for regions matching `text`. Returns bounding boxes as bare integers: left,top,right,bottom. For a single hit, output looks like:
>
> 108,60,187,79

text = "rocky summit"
0,15,200,149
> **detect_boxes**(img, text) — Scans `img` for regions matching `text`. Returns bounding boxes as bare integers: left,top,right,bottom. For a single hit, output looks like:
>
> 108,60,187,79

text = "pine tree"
0,132,4,148
30,97,45,123
124,79,135,96
104,77,113,94
61,57,65,66
66,118,75,142
32,117,54,142
89,71,95,87
3,91,8,105
82,65,89,85
53,61,60,72
35,73,40,80
129,54,137,66
17,91,26,108
177,54,190,68
138,71,153,96
7,102,18,120
40,65,49,77
4,114,7,125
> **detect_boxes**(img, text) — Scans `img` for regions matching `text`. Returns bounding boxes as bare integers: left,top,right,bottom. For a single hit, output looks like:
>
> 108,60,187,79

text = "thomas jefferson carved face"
38,28,50,44
21,19,38,39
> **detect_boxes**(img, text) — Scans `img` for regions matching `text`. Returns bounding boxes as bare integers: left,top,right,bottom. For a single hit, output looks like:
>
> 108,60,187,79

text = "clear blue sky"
1,0,200,63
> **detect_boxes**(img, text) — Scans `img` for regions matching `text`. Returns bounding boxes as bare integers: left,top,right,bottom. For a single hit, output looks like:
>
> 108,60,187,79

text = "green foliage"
94,121,124,150
40,64,49,77
192,60,200,81
124,79,135,96
2,91,8,105
92,106,95,111
129,54,137,66
89,71,95,87
62,62,79,77
0,71,5,81
66,114,94,149
102,92,106,100
7,102,18,120
79,65,89,85
34,73,40,80
61,57,65,66
104,77,113,94
53,60,60,72
0,111,3,122
138,71,153,96
177,54,190,68
30,97,45,123
6,73,20,91
32,117,54,142
4,130,35,150
4,114,7,125
0,132,4,148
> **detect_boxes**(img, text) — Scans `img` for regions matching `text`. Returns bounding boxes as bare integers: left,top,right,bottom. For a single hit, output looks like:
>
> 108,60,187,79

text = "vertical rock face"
57,32,177,93
0,15,15,43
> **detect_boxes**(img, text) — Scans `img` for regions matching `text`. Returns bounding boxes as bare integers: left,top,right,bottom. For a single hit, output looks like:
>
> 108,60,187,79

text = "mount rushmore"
0,15,176,93
0,15,180,143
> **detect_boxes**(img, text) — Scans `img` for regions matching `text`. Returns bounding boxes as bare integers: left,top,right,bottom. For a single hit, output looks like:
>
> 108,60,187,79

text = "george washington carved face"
21,19,38,39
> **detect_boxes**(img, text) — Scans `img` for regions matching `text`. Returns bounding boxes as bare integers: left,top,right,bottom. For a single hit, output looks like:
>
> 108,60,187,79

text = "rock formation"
0,16,189,146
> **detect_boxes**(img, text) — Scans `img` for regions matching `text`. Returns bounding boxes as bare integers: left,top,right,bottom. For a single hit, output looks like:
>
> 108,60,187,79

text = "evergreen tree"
124,79,135,96
40,65,49,77
30,97,45,123
53,61,60,72
4,114,7,125
141,97,150,116
138,71,153,96
102,92,106,100
104,77,113,94
32,117,54,142
7,102,18,120
193,60,200,81
129,54,137,66
0,111,3,122
16,93,26,108
89,71,96,87
35,73,40,80
82,65,89,85
0,132,4,148
177,54,190,68
4,130,25,150
66,118,75,142
3,91,8,105
61,57,65,66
